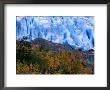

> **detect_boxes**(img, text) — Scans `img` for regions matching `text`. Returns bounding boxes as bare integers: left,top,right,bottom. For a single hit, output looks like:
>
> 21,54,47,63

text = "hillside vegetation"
16,37,94,74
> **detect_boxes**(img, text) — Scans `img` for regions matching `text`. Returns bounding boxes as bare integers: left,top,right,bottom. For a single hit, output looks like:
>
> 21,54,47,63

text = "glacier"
16,16,94,51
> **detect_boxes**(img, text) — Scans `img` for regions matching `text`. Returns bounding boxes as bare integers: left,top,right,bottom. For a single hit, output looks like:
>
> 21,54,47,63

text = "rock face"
16,16,94,51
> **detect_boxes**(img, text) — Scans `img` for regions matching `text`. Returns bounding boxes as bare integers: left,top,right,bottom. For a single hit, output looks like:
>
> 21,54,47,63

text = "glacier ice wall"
16,16,94,51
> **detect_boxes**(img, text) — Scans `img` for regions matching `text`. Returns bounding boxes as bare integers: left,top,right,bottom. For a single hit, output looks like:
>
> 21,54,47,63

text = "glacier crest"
16,16,94,51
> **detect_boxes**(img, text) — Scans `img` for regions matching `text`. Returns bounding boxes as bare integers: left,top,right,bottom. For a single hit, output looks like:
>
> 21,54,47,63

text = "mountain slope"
32,38,75,52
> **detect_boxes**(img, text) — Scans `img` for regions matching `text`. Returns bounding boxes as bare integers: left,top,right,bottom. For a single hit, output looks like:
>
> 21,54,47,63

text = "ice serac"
16,16,94,51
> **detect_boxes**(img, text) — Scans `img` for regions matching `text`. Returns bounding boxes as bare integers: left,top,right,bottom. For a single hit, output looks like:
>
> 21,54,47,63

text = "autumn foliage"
16,38,94,74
